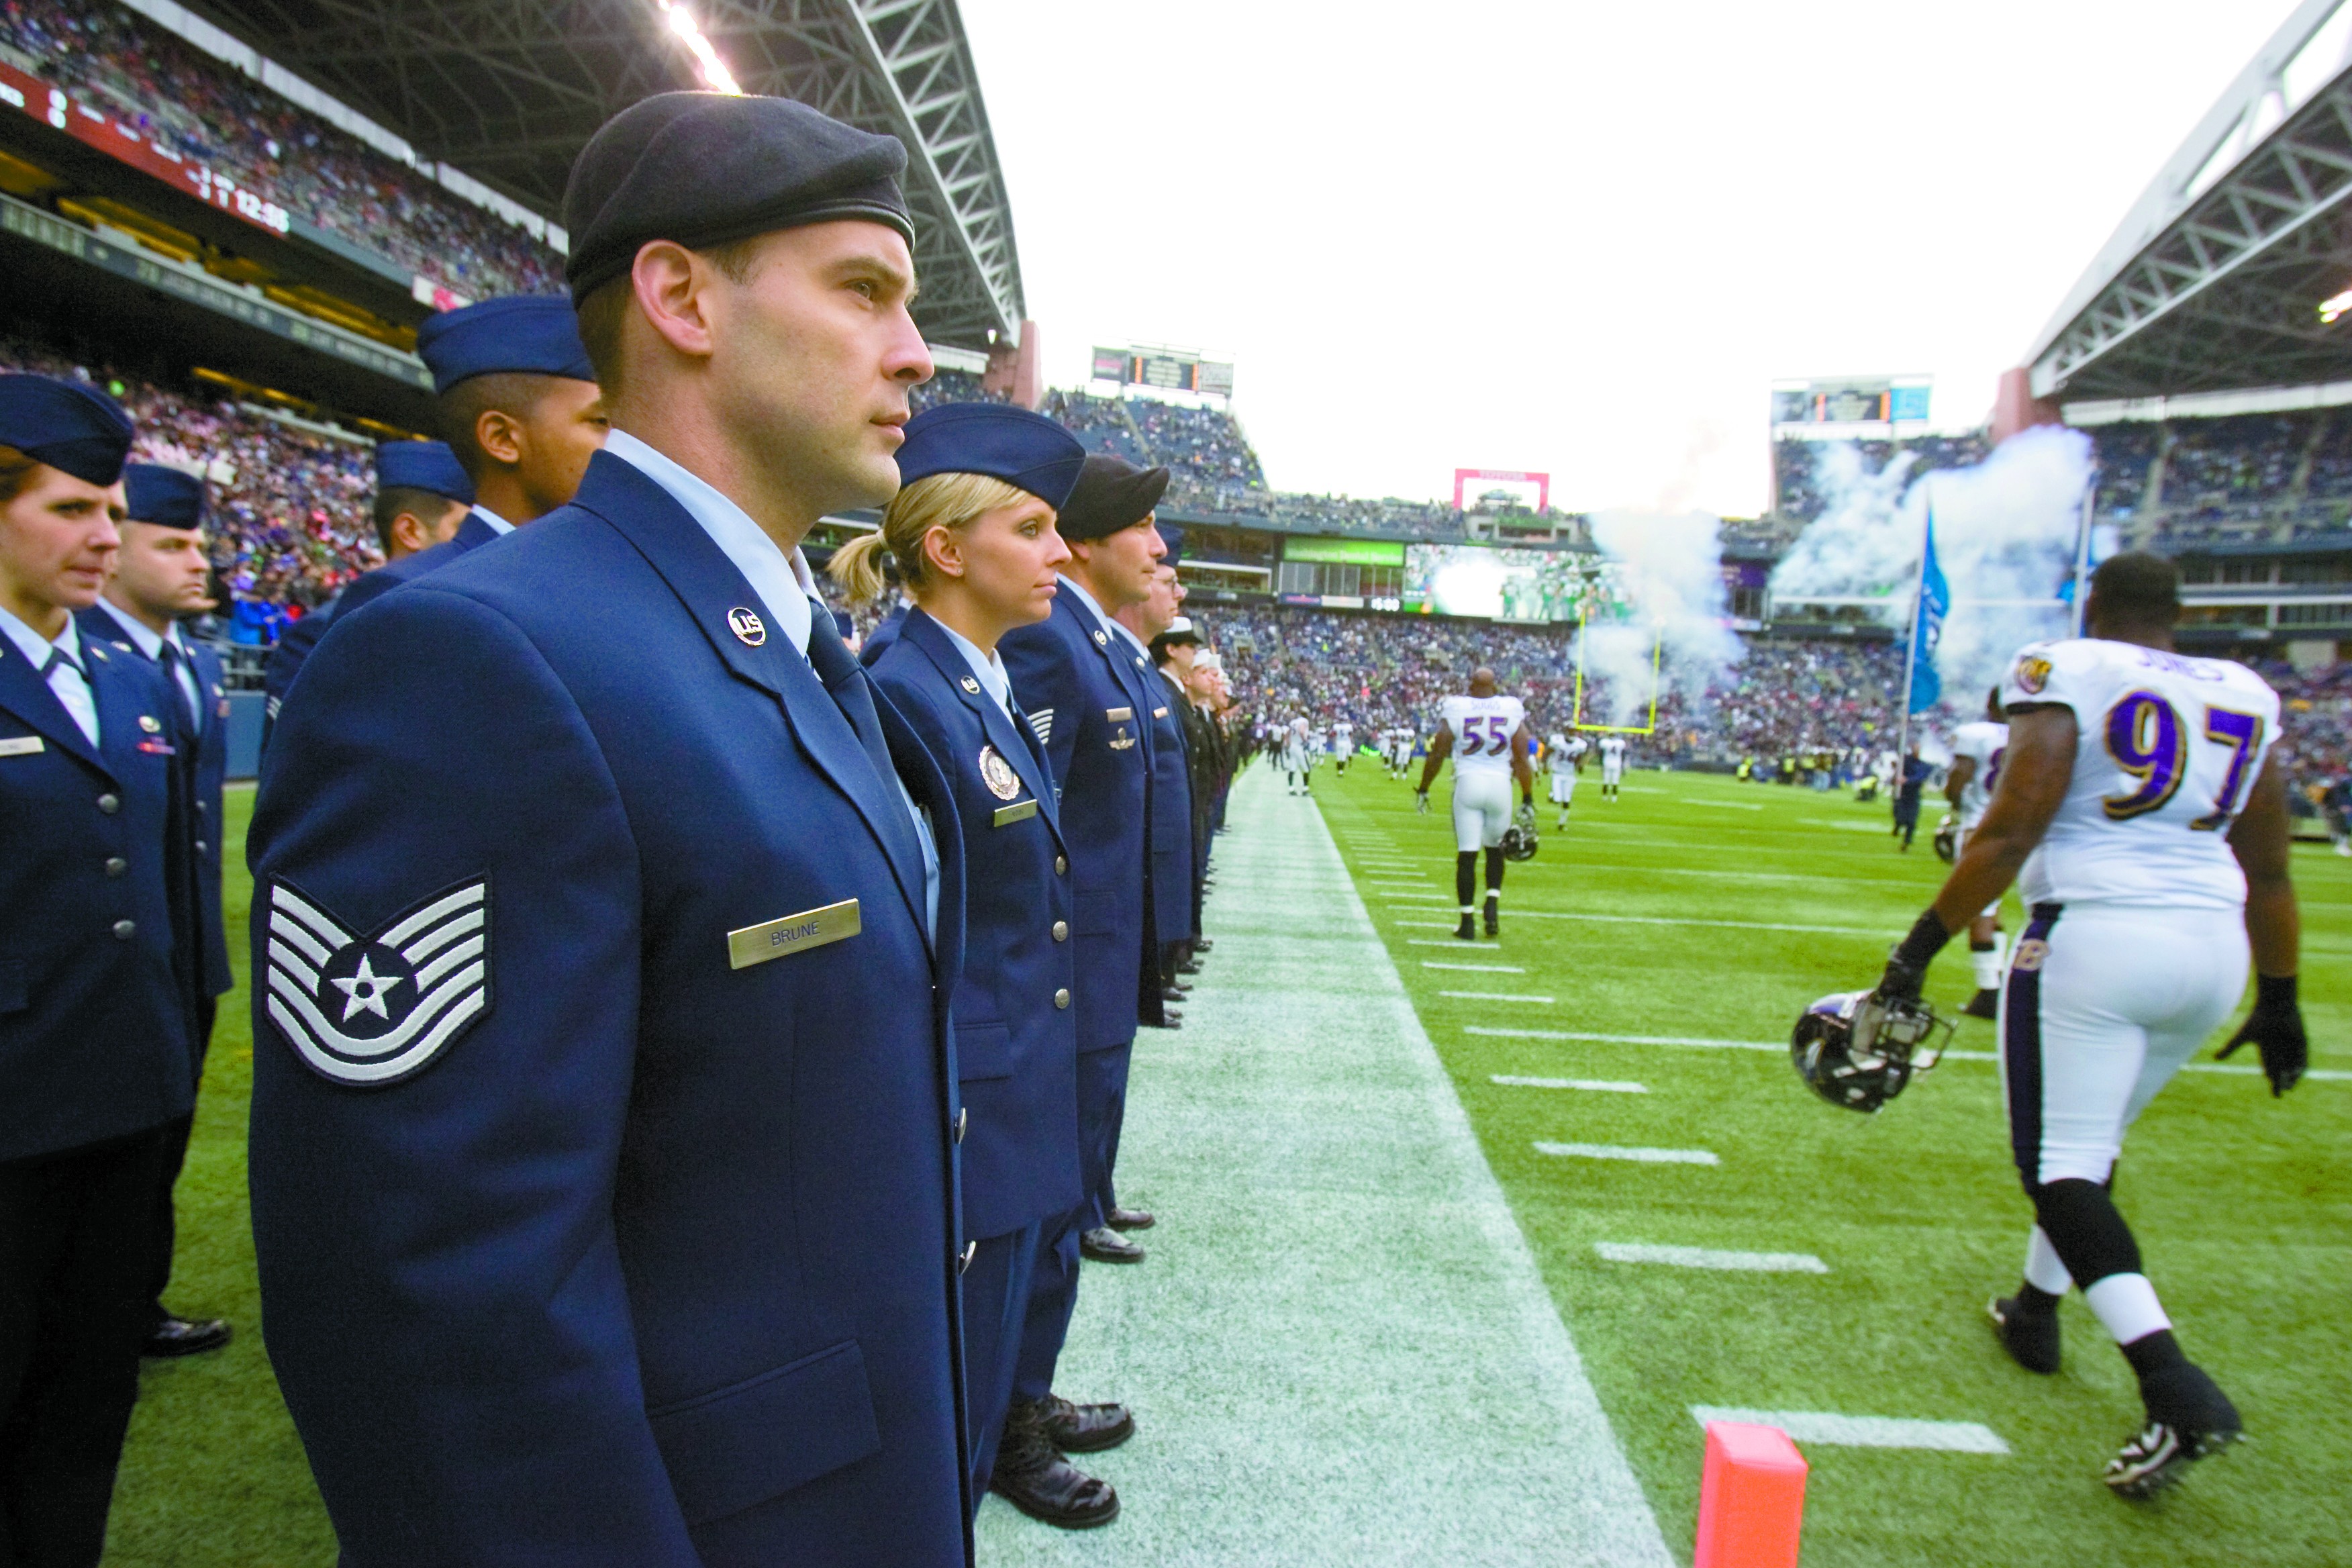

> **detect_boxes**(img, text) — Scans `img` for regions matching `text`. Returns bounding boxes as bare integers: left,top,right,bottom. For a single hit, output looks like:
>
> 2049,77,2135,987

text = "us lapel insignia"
264,877,492,1087
961,676,982,694
138,714,162,733
1093,630,1108,645
727,606,767,646
979,744,1023,801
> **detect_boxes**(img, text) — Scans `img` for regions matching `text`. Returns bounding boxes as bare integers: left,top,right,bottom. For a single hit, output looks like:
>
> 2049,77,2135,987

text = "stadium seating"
2,0,564,301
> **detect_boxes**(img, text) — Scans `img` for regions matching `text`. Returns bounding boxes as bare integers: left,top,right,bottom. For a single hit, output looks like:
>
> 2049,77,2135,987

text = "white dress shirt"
97,599,201,728
0,604,99,747
601,430,936,937
470,503,514,536
932,616,1018,721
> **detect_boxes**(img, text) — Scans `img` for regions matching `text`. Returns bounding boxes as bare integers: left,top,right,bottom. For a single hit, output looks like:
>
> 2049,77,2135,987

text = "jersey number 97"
2102,689,2265,830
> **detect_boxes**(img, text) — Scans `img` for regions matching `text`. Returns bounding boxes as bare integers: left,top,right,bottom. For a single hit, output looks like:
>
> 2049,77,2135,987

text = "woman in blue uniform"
0,374,197,1566
829,403,1122,1528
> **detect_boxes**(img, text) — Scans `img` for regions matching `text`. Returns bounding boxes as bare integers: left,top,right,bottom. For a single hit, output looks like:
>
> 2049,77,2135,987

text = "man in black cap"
1151,617,1218,976
250,93,971,1567
1113,542,1194,1046
79,462,235,1359
993,452,1167,1526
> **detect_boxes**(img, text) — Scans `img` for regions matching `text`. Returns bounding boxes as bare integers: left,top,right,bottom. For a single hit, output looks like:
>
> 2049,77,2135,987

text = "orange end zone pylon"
1694,1421,1807,1568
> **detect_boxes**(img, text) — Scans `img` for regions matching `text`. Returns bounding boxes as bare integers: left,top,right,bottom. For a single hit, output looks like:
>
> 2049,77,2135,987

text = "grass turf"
1316,758,2351,1568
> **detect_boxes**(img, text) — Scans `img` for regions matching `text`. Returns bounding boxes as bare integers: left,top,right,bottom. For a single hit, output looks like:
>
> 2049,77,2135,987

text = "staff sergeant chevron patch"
264,877,493,1086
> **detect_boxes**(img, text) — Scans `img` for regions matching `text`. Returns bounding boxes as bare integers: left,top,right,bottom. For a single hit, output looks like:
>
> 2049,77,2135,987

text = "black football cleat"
1483,901,1500,938
2105,1363,2243,1499
1987,1295,2060,1374
1961,989,2000,1020
1454,916,1477,942
143,1315,232,1358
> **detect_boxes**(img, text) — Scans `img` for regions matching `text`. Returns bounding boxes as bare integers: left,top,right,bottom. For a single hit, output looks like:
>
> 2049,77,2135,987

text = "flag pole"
1897,483,1932,763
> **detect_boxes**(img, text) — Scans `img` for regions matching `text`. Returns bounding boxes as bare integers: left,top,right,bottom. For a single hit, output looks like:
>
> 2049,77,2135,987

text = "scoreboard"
1091,346,1235,397
1771,375,1931,430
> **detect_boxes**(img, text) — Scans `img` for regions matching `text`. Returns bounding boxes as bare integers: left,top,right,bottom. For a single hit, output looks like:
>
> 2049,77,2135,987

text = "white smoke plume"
1769,426,2094,728
1575,509,1745,726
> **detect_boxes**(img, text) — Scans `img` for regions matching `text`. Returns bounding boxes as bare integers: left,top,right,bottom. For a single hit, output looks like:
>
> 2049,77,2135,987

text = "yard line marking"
1396,922,1465,931
1941,1048,2348,1082
1440,990,1557,1003
1471,1027,1780,1052
1409,938,1500,948
1683,800,1765,810
1597,1243,1825,1273
1492,1075,1647,1094
1503,910,1879,936
1537,1141,1718,1166
1799,819,1901,834
1424,961,1526,973
1689,1407,2008,1455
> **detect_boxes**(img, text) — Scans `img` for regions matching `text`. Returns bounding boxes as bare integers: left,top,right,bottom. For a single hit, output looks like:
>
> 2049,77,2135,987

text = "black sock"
2032,1178,2142,1284
1484,846,1504,893
1455,852,1477,908
2016,1283,2062,1315
2120,1328,2189,1381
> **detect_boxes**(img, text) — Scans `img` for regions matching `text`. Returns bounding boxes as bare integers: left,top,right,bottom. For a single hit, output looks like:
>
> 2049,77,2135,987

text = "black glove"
1876,910,1951,1004
2216,973,2308,1097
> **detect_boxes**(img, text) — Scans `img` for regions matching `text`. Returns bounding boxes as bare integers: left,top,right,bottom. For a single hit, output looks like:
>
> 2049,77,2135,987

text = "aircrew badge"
263,877,492,1086
979,744,1022,800
2015,654,2051,695
727,606,767,647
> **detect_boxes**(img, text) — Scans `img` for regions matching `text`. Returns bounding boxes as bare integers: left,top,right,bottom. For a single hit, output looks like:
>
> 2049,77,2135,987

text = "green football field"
102,767,2349,1565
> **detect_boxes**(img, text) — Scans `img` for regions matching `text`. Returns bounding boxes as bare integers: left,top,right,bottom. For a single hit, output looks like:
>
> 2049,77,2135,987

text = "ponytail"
827,530,894,608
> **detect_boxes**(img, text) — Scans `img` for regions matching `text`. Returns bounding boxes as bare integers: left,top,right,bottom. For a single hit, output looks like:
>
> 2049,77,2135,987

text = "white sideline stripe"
1424,961,1526,973
1943,1048,2348,1082
1398,922,1467,931
1492,1075,1647,1094
1409,938,1500,948
1689,1406,2009,1455
1800,818,1899,834
1441,990,1556,1003
1504,910,1879,936
1683,800,1765,810
1597,1243,1825,1273
1471,1026,1780,1052
1537,1141,1718,1166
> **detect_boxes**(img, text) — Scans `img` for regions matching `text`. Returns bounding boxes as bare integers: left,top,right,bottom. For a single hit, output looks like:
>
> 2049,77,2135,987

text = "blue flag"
1908,515,1948,715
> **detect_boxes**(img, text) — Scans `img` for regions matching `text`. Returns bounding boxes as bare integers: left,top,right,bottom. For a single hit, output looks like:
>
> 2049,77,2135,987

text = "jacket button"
104,856,128,877
96,793,120,814
1054,988,1071,1009
113,920,136,940
1054,856,1067,875
195,801,208,815
953,1108,967,1144
1052,920,1068,942
195,840,209,855
957,1240,977,1276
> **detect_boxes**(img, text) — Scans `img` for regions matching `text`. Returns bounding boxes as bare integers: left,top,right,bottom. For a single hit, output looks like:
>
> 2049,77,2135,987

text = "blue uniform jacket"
0,632,195,1160
1132,650,1193,946
326,508,504,624
248,452,974,1568
79,613,234,1006
859,601,910,668
999,589,1158,1050
260,596,333,750
871,609,1081,1243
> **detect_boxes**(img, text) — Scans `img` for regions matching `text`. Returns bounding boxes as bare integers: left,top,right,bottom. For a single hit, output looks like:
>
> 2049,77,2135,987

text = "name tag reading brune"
992,799,1039,828
728,897,861,970
0,736,44,757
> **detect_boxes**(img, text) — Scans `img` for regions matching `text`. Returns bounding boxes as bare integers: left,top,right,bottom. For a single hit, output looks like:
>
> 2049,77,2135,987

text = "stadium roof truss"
185,0,1025,348
2029,0,2352,401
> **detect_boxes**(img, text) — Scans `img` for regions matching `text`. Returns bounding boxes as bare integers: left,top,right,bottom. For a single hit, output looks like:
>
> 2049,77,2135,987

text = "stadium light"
2321,285,2352,326
655,2,742,95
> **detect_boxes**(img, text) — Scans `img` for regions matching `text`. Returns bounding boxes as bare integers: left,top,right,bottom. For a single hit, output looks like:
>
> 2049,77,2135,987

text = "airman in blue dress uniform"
0,374,197,1567
79,462,236,1359
832,401,1105,1522
260,439,474,742
1111,531,1196,1033
248,93,978,1567
995,452,1171,1520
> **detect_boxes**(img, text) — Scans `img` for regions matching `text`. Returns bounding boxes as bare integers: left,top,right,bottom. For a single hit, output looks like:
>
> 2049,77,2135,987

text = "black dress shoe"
1175,960,1202,975
1039,1393,1135,1453
1080,1226,1145,1263
1160,985,1187,1001
144,1316,232,1358
992,1404,1120,1528
1193,938,1214,952
1104,1206,1155,1232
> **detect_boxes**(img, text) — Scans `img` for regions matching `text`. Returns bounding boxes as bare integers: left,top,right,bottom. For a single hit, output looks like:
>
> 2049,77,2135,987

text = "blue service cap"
0,373,134,487
895,403,1086,512
415,295,595,395
564,92,914,304
375,439,475,503
123,462,205,529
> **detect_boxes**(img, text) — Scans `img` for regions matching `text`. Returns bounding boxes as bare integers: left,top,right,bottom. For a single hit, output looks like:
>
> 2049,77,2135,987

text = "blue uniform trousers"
1012,1046,1132,1402
962,1218,1042,1502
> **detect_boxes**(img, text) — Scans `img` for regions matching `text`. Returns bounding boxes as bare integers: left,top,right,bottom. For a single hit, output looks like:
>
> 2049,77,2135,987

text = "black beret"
0,373,134,487
564,92,915,303
1058,453,1169,542
124,462,205,529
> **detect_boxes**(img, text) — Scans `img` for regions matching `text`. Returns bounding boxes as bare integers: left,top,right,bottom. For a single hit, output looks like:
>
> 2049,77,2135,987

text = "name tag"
1105,706,1132,722
727,897,861,970
1152,706,1169,718
992,798,1039,828
0,736,43,758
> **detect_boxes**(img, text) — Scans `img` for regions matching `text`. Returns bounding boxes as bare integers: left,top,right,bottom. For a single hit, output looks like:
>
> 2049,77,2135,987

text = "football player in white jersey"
1332,719,1355,775
1283,716,1314,795
1871,554,2305,1498
1544,730,1587,829
1945,689,2012,1019
1415,667,1536,940
1598,734,1627,799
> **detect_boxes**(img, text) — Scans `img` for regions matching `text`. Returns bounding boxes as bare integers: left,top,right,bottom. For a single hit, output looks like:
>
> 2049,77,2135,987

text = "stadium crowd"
2,0,564,300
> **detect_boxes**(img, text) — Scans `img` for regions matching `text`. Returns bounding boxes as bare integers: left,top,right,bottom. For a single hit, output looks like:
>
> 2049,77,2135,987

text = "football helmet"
1500,824,1539,862
1790,989,1951,1113
1932,814,1959,863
